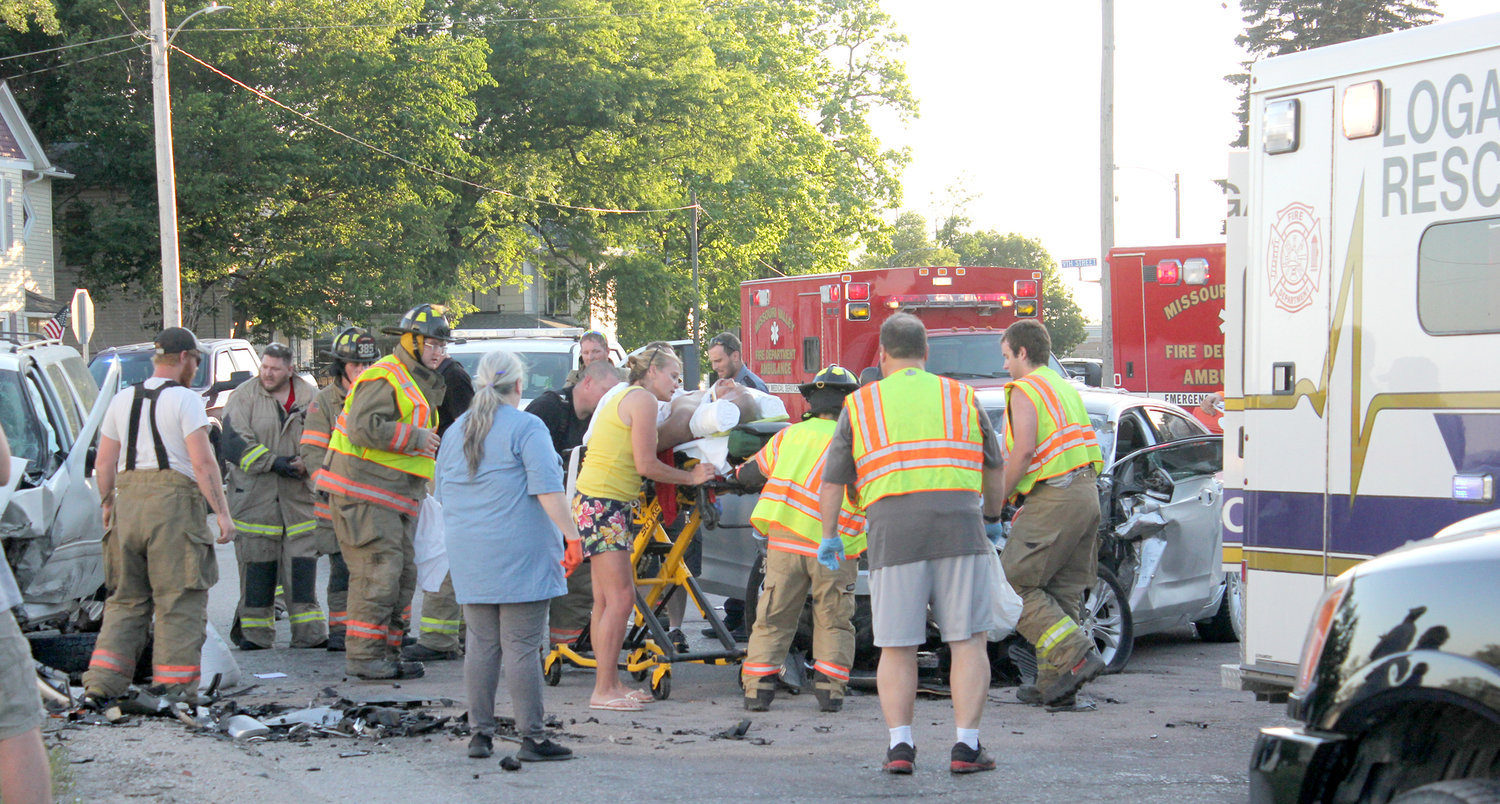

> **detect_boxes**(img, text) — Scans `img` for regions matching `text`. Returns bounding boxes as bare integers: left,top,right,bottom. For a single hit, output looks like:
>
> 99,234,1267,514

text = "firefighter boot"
812,672,845,713
349,659,425,680
744,688,775,711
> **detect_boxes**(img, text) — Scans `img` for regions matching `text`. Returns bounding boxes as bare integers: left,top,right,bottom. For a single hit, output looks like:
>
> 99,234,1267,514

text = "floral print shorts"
573,493,635,557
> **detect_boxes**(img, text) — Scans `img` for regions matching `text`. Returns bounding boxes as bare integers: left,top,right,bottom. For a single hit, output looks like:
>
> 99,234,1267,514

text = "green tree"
0,0,55,33
947,230,1087,356
1227,0,1439,146
856,211,958,268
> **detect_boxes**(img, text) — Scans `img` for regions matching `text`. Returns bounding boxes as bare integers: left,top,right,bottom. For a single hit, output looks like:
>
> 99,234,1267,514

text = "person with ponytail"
573,342,716,711
434,349,584,762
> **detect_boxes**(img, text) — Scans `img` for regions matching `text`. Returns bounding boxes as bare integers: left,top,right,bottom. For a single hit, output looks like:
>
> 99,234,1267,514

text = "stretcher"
543,478,748,700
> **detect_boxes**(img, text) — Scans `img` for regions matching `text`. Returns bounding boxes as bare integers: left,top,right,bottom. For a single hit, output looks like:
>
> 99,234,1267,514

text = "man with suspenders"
83,328,236,703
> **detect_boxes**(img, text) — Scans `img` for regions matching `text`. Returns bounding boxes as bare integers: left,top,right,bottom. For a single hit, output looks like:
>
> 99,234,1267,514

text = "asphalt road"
51,542,1295,803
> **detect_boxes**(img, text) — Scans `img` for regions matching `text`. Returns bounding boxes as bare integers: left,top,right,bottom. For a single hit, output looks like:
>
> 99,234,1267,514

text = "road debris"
499,756,522,771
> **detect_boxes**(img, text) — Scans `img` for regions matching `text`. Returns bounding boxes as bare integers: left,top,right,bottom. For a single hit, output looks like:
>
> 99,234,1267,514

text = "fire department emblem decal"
770,321,781,345
1267,202,1323,314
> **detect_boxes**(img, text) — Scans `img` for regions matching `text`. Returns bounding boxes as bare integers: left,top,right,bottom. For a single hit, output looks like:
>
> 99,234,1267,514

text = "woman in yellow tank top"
572,342,715,711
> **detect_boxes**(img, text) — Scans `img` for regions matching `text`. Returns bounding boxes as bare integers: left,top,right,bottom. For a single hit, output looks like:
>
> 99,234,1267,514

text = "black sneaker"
326,632,346,652
517,737,574,762
883,742,916,775
468,734,493,759
667,628,690,655
950,741,996,774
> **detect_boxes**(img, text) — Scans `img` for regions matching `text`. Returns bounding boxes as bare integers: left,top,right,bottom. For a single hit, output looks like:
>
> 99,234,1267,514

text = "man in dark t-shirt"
525,360,621,647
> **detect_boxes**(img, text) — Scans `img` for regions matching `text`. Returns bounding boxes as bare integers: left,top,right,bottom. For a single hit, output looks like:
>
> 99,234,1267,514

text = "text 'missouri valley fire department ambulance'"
741,266,1042,418
1106,243,1227,407
1223,15,1500,695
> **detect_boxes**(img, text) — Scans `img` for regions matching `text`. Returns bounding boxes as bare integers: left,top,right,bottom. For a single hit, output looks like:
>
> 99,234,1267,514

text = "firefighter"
317,305,449,680
736,365,866,713
996,319,1107,710
818,313,1006,775
221,343,323,650
300,327,380,652
402,345,475,662
83,327,236,703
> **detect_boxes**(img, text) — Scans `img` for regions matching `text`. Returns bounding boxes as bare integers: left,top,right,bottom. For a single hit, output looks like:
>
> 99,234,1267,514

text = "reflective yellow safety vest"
325,356,437,480
845,368,984,506
1002,365,1103,497
749,417,867,558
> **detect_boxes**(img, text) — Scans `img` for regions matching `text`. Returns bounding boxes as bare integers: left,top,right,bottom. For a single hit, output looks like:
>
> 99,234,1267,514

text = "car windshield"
90,352,208,389
0,370,48,480
450,349,574,397
928,334,1009,380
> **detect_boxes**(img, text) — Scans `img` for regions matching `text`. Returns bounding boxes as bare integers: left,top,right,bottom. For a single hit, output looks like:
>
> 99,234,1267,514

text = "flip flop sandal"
626,689,654,703
589,697,644,712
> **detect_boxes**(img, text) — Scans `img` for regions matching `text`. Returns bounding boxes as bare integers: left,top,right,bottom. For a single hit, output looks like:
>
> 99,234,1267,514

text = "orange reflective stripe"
329,611,347,626
346,620,388,639
1020,374,1067,427
813,660,850,682
767,532,820,556
1031,423,1100,471
390,422,410,452
88,649,129,673
743,662,781,677
856,442,985,481
153,664,200,683
300,429,330,447
316,470,421,516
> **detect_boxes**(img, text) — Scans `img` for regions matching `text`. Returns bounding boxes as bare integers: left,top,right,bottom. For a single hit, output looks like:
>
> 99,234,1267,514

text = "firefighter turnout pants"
235,520,326,648
330,497,418,668
741,549,858,700
315,523,350,639
1000,474,1102,678
547,558,593,646
84,471,218,699
415,572,463,652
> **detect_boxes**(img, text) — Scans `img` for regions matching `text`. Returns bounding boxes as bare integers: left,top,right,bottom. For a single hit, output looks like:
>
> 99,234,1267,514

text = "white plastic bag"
986,549,1025,642
690,399,742,437
199,621,242,690
414,494,449,593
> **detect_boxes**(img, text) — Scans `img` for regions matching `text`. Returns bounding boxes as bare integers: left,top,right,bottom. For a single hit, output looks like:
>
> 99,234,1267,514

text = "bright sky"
871,0,1495,320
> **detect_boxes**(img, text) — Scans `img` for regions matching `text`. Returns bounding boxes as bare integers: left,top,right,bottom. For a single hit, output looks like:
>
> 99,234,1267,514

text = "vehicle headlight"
1293,582,1348,697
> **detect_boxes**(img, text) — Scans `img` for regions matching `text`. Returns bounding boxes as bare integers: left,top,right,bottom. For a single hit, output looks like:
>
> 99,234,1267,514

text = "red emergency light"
1154,260,1181,285
1013,279,1038,298
846,282,870,301
820,284,843,303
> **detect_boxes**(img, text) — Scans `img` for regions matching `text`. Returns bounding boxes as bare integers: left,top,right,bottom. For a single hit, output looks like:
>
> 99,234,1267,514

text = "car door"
1109,435,1223,634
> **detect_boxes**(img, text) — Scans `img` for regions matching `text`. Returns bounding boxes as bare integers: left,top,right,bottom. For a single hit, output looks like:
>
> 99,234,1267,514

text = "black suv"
1249,509,1500,803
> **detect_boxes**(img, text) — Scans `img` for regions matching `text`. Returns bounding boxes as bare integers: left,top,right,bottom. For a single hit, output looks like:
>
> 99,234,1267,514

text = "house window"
1,178,11,247
544,266,572,317
21,194,33,243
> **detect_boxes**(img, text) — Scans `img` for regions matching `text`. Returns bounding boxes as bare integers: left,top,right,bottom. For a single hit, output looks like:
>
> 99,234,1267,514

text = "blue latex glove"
984,520,1007,547
817,537,845,571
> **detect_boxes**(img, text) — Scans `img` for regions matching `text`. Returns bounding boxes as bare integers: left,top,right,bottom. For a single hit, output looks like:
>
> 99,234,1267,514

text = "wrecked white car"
1,336,117,668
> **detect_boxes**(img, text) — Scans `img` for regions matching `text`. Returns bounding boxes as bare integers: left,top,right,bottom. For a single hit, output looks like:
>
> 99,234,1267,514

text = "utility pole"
687,189,702,390
1100,0,1116,387
151,0,182,329
1174,172,1181,239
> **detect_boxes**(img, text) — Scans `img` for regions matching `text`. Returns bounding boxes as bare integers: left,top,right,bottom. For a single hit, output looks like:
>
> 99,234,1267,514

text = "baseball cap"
154,326,204,356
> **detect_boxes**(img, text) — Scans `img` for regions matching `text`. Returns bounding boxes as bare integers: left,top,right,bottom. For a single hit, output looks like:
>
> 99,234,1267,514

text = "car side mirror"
209,370,252,395
1145,467,1174,502
85,444,98,477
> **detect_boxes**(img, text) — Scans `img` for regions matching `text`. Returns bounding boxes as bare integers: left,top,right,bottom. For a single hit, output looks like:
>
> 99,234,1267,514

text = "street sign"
1060,258,1098,269
69,288,94,350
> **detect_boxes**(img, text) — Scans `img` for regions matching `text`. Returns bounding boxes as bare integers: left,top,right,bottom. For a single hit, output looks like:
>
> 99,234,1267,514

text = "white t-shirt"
100,378,211,481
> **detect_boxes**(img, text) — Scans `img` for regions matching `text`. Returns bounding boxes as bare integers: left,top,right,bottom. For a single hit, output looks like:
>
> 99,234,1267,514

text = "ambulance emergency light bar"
876,292,1036,318
1146,258,1209,286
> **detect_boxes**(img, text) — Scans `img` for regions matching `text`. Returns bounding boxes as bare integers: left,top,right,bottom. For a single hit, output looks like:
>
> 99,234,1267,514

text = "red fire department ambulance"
740,265,1042,418
1105,243,1226,406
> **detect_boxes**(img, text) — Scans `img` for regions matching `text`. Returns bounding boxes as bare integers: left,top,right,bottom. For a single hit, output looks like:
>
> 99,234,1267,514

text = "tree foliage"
858,208,1089,356
4,0,913,342
0,0,54,33
1227,0,1440,146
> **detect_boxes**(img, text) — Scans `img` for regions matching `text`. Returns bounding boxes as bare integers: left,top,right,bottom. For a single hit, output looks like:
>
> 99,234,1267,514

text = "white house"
0,81,71,336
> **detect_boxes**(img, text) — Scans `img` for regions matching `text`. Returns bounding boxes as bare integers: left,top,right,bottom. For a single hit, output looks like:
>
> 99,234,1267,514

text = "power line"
0,31,139,63
1,45,142,82
172,44,699,216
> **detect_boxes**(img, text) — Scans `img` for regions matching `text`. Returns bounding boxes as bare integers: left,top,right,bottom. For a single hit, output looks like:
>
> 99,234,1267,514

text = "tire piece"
1082,565,1134,674
1391,780,1500,804
26,632,97,675
1195,572,1244,643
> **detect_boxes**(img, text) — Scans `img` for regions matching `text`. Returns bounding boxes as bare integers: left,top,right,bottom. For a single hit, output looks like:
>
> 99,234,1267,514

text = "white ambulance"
1223,13,1500,695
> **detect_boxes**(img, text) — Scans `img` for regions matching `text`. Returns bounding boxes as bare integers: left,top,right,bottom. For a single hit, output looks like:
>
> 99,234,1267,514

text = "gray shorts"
0,611,43,740
869,552,999,647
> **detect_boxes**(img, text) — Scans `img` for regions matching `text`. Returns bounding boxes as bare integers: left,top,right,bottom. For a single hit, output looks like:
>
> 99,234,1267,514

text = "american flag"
41,304,69,341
